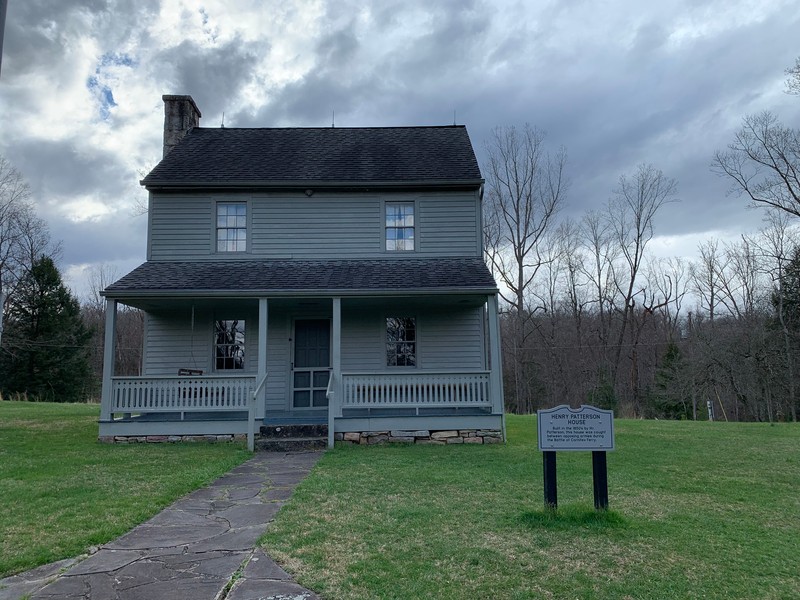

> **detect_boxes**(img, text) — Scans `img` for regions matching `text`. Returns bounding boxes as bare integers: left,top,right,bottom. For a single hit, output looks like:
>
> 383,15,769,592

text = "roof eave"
140,178,485,191
102,286,499,299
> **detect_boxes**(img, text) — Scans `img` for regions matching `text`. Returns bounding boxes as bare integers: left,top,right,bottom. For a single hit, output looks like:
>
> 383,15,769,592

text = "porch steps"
255,424,327,452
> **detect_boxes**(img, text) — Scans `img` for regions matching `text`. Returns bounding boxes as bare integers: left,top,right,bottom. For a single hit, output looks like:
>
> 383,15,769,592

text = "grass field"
0,401,250,577
263,416,800,599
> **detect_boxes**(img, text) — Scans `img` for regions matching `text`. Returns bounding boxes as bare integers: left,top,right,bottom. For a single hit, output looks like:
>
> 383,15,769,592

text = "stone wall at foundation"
98,434,247,444
334,429,503,445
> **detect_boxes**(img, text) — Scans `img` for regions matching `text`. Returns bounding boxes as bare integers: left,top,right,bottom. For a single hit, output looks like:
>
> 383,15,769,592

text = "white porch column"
487,294,506,436
100,299,118,422
257,298,269,419
329,297,342,448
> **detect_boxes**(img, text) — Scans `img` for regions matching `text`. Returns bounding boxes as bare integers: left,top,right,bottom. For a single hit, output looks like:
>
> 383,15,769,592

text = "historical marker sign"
537,405,615,452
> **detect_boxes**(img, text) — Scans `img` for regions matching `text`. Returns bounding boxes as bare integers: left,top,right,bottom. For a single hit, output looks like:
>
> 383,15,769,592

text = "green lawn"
263,416,800,600
0,401,250,577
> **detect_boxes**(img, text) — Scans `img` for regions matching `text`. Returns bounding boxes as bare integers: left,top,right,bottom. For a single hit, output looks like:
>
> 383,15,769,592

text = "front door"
292,319,330,409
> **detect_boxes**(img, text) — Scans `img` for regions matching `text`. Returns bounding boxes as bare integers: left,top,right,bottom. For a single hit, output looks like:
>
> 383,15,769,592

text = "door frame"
289,317,332,411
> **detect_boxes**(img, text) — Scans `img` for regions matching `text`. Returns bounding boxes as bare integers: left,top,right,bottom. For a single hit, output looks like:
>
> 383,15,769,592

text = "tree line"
485,66,800,420
0,157,141,403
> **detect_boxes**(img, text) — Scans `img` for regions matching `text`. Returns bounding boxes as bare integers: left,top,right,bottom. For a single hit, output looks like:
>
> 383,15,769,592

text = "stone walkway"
0,451,323,600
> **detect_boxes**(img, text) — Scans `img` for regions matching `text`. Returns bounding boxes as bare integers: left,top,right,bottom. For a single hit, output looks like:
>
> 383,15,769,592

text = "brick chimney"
162,95,201,157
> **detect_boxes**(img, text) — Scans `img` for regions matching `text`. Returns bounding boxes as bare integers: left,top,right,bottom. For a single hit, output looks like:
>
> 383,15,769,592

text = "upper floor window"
217,202,247,252
386,316,416,367
385,202,414,251
214,319,245,370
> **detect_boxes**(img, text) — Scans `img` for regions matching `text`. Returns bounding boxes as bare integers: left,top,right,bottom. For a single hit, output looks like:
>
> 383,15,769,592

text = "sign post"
537,405,615,510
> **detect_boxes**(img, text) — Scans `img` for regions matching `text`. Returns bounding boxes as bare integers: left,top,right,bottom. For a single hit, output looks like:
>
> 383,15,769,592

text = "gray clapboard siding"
264,310,290,413
418,307,484,369
149,196,213,260
252,195,381,257
148,191,481,260
341,305,485,371
418,194,481,256
143,307,258,376
341,308,383,371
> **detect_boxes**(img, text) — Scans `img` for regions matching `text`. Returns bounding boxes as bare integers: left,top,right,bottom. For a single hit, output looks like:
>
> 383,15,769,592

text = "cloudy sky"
0,0,798,299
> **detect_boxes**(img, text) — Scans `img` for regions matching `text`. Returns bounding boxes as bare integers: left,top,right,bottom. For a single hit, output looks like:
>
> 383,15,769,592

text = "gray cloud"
150,36,267,121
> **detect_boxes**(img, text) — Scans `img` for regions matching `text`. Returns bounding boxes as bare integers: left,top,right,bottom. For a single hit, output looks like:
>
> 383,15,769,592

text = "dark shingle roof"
104,258,497,297
142,126,482,187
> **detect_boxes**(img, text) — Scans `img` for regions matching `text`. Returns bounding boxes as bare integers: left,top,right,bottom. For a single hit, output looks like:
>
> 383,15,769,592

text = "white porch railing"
110,376,256,414
340,371,491,410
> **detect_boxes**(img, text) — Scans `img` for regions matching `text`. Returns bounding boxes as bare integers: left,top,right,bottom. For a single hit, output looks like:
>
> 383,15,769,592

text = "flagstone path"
0,451,323,600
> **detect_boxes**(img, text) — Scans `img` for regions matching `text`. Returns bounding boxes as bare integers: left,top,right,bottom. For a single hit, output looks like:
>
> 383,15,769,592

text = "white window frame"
215,201,248,253
213,319,246,371
385,316,417,368
384,200,417,252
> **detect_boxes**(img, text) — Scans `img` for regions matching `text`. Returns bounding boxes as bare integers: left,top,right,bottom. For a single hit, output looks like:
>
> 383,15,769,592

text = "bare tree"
752,211,799,420
82,263,144,391
649,256,689,342
483,124,568,412
581,210,618,343
0,157,58,347
786,56,800,96
691,239,726,324
606,164,677,413
0,156,32,297
712,112,800,217
85,263,119,310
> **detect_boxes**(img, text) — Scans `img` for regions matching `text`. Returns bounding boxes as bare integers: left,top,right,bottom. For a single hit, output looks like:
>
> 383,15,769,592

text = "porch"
100,369,499,443
99,289,505,448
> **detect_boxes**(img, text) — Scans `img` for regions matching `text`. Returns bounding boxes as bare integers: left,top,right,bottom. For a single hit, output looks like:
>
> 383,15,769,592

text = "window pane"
217,203,246,253
385,204,402,225
313,389,329,407
313,371,330,388
294,371,311,388
214,320,245,370
386,317,416,367
293,390,311,408
385,202,414,252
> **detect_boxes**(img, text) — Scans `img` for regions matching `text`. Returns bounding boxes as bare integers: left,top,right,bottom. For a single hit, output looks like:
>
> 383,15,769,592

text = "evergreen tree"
646,342,692,419
0,256,93,402
775,246,800,328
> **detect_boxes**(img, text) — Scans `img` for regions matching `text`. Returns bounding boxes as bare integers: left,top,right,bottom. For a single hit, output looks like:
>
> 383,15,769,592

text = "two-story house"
99,95,504,448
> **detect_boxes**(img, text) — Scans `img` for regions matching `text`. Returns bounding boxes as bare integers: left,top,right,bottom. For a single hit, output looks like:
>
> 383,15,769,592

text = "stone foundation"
334,429,503,445
98,434,247,444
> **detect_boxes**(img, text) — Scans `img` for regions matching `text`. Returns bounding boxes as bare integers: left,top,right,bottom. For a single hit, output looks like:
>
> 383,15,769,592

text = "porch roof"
102,257,498,299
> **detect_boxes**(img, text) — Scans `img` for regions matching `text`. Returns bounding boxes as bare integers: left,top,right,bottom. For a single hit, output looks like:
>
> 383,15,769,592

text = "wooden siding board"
149,195,214,260
418,307,483,369
147,191,481,260
143,306,258,376
341,304,484,372
418,195,479,256
252,196,381,257
265,311,289,413
341,307,383,371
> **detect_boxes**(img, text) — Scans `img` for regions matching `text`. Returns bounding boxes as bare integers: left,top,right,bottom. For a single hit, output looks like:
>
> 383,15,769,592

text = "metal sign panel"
537,405,615,451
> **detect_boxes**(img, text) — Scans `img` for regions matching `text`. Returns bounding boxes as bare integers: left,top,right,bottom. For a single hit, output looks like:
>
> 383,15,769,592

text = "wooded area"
486,110,800,422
